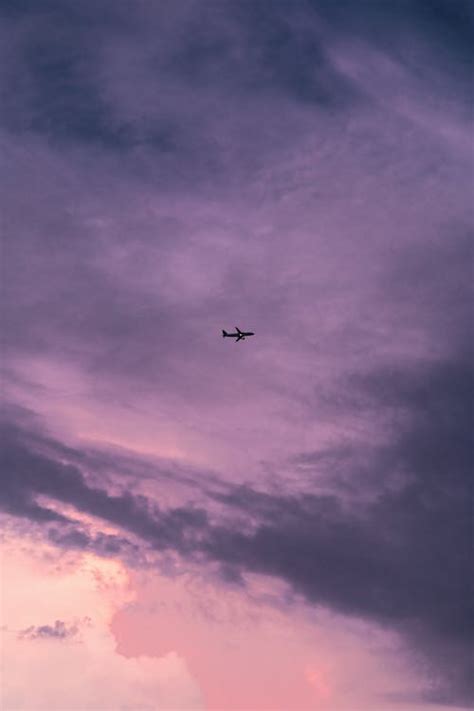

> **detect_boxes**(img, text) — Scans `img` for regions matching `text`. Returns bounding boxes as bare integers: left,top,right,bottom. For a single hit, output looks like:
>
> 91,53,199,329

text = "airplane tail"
222,329,228,337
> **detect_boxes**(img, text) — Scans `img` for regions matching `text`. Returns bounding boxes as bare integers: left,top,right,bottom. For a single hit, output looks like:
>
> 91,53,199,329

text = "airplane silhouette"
222,327,255,342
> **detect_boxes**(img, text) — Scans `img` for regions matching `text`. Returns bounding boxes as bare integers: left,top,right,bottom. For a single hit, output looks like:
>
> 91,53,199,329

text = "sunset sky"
1,1,472,710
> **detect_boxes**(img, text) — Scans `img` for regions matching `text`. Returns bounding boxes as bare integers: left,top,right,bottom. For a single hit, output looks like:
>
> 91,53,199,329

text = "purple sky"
1,2,473,709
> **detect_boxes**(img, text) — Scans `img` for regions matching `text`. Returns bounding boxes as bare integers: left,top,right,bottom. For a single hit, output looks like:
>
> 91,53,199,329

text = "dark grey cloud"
1,1,129,146
3,0,470,137
375,228,473,354
1,420,209,557
12,0,467,178
206,353,473,705
2,350,472,704
18,619,79,641
169,0,359,108
316,0,473,82
46,526,142,561
1,0,355,152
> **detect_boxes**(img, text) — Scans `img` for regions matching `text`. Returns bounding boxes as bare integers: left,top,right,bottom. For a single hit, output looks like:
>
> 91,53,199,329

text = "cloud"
0,0,335,198
1,1,472,707
18,619,80,641
1,349,472,704
1,546,203,710
317,0,473,82
1,418,210,559
206,353,473,704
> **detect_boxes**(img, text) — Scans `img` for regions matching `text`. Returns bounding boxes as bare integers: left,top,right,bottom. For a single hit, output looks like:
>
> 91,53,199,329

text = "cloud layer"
1,1,472,708
2,348,472,704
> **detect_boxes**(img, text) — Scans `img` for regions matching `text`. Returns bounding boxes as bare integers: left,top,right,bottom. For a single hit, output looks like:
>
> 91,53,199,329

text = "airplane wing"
235,334,243,342
236,327,242,335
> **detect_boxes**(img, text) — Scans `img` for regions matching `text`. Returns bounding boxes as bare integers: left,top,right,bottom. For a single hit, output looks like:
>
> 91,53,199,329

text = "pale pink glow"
0,540,203,710
6,355,192,463
1,522,467,711
34,497,130,538
109,569,439,711
305,664,332,701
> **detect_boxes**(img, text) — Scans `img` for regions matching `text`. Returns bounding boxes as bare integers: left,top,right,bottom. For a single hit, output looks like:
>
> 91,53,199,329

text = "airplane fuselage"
224,332,254,338
222,327,254,342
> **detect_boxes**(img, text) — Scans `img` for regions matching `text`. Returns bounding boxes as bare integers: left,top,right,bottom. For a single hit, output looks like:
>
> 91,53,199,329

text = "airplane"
222,326,255,342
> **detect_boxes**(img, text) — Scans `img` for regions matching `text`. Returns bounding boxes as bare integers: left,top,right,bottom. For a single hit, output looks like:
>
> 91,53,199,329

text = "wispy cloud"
18,619,81,641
